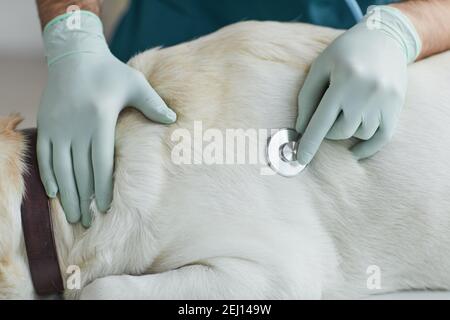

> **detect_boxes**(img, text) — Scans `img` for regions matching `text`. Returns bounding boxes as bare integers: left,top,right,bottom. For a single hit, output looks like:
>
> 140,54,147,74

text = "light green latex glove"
37,11,176,227
296,6,421,165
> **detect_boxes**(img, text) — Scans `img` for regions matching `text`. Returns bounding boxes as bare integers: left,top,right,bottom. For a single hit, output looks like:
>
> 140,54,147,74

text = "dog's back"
66,21,450,299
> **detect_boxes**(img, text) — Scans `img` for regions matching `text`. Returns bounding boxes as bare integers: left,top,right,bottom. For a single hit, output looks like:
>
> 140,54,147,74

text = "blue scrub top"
111,0,397,62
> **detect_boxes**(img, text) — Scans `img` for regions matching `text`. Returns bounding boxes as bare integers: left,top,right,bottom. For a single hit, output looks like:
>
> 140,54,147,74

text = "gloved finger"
36,135,58,198
296,59,330,134
128,71,177,124
92,123,115,213
326,111,362,140
53,142,81,224
72,142,94,228
353,113,380,141
296,86,341,165
351,122,393,160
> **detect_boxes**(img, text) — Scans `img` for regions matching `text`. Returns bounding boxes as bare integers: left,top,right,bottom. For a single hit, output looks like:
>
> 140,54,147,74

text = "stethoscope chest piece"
266,128,305,177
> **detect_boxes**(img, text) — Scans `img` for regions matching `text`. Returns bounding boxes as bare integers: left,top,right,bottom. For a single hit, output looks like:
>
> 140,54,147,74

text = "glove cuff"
43,10,109,66
364,6,422,64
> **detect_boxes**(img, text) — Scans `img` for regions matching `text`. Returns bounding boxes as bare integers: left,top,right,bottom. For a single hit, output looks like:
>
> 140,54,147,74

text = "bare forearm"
36,0,102,28
391,0,450,60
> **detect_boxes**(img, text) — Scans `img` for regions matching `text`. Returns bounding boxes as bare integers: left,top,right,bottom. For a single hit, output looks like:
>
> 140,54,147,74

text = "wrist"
362,5,422,64
43,10,109,66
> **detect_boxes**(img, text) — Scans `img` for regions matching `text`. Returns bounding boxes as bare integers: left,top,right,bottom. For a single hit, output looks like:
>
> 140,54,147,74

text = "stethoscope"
266,0,363,177
266,128,305,177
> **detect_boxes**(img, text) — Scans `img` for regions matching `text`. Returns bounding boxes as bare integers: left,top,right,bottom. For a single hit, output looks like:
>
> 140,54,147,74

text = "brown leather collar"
20,129,64,296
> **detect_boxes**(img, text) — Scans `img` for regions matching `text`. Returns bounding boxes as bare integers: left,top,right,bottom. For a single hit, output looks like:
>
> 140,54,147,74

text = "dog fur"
1,21,450,299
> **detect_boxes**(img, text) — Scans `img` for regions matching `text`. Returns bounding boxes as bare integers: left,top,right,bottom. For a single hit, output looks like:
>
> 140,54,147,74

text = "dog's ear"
0,114,23,133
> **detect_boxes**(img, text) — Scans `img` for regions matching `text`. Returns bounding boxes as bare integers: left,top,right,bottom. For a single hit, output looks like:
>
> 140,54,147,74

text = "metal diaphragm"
266,128,306,177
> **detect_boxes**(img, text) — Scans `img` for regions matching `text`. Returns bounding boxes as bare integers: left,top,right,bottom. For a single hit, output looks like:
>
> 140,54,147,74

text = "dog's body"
1,22,450,300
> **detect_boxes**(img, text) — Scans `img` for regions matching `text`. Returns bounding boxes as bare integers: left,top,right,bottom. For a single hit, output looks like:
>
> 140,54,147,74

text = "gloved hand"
37,11,176,227
296,6,421,165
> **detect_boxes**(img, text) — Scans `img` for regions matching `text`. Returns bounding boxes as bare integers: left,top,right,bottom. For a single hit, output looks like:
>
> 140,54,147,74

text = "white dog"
1,21,450,300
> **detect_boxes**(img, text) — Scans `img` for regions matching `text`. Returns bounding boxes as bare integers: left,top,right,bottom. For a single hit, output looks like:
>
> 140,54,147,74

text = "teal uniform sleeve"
110,0,399,62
